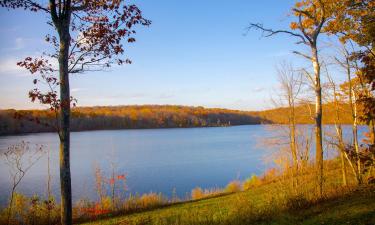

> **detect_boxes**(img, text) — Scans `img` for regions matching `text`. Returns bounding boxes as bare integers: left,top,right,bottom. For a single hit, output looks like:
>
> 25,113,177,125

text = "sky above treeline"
0,0,329,111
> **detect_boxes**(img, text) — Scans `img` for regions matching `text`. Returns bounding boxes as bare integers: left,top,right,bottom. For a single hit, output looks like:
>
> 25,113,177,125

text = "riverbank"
76,161,375,225
81,183,375,225
1,158,374,225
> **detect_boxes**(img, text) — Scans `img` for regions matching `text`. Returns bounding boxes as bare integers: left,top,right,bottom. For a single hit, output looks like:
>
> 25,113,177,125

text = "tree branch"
247,23,308,45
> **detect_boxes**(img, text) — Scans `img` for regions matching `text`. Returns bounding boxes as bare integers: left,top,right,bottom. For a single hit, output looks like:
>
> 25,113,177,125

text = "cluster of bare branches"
2,141,45,225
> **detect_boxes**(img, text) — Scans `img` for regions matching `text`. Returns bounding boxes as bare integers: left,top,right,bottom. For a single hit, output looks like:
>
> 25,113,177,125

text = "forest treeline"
0,105,262,135
253,102,358,124
0,103,357,135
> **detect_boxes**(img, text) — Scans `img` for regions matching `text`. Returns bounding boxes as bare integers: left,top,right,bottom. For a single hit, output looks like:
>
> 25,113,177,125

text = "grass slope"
82,185,375,225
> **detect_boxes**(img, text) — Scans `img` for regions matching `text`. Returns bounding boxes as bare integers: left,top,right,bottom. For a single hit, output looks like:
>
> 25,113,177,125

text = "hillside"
0,103,359,135
252,102,355,124
0,105,262,135
80,184,375,225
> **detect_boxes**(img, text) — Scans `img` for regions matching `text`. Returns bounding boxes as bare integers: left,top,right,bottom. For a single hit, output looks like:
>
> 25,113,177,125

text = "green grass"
80,183,375,225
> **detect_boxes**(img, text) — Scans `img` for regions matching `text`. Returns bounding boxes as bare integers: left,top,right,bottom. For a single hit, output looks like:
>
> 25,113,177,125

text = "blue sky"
0,0,316,111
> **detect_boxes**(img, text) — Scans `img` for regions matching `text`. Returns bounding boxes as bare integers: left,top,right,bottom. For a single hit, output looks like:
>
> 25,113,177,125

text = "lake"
0,125,365,206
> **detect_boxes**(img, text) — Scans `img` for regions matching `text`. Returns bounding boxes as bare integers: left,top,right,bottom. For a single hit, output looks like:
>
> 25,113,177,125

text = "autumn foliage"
0,105,262,135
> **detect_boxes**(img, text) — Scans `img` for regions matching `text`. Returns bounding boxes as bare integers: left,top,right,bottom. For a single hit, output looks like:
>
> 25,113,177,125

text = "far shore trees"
0,1,150,224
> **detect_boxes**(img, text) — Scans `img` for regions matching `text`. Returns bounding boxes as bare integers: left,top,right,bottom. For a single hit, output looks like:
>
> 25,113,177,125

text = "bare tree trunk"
328,71,348,186
58,25,72,225
47,148,51,225
289,95,299,189
312,45,323,196
7,187,16,225
290,106,298,168
336,125,348,186
340,150,348,185
369,120,375,145
346,65,362,184
352,92,361,180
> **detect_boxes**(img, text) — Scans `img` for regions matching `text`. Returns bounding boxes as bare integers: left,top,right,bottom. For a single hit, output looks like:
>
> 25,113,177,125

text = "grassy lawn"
81,184,375,225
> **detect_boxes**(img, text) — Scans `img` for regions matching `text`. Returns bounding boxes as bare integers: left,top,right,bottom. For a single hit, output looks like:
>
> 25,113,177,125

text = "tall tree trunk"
330,73,348,186
336,126,348,186
290,104,298,167
312,45,323,196
369,120,375,146
58,24,72,225
289,103,299,189
347,66,362,184
352,92,361,181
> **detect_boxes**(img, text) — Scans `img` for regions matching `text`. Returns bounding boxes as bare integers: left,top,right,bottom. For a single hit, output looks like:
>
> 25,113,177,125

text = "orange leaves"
117,174,126,180
290,22,299,30
108,173,127,184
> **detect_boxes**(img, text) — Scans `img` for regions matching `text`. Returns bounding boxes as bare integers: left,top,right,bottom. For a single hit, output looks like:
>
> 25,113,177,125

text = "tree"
247,0,337,196
276,63,303,169
0,1,150,224
325,68,348,186
326,0,375,145
334,45,362,183
326,0,375,181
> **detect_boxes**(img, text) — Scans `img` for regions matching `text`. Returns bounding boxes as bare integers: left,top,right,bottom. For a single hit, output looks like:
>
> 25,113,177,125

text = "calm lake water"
0,125,366,205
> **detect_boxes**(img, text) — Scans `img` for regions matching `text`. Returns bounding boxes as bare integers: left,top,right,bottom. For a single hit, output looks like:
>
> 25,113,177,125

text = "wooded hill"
0,105,262,135
0,103,357,135
251,102,356,125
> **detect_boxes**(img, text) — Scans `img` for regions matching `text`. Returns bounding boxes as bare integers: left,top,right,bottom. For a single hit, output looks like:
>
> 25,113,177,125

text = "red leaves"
117,174,126,180
17,57,53,74
105,173,127,185
3,0,150,121
127,38,135,43
66,1,150,73
0,0,45,12
80,203,110,217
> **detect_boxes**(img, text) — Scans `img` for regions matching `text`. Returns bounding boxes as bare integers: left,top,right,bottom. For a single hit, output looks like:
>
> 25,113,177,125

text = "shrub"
191,187,204,200
122,192,167,212
243,175,261,190
0,193,59,225
285,194,311,211
139,192,165,208
225,180,242,193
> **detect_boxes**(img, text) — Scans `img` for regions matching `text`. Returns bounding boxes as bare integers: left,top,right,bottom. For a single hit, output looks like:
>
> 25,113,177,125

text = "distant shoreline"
0,103,361,136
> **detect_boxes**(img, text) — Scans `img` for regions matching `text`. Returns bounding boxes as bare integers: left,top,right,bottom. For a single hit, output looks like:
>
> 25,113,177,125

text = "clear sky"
0,0,315,111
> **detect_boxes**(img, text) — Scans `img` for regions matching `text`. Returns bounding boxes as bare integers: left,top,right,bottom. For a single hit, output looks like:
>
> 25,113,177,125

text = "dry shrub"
191,187,224,200
285,194,310,210
122,192,167,212
0,193,59,225
191,187,204,200
243,175,261,190
225,180,242,193
139,193,165,208
261,168,280,183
